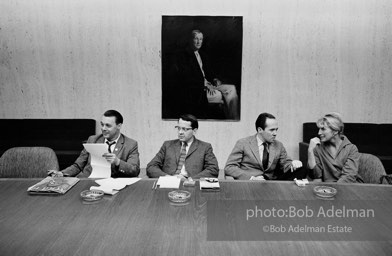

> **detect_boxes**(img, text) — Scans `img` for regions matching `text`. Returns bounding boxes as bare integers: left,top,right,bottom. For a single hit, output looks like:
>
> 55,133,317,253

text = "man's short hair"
103,110,123,125
179,114,199,129
191,29,203,39
255,113,276,131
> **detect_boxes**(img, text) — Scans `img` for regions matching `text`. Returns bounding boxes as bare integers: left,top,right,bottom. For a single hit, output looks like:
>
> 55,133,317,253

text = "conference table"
0,178,391,256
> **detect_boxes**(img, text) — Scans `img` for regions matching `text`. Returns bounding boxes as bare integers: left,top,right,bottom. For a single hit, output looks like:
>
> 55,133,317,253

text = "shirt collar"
105,134,121,145
183,136,194,147
256,134,267,147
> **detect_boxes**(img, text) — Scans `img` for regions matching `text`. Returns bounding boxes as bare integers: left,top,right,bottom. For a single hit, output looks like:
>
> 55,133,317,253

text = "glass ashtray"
313,186,337,198
80,190,104,201
168,190,191,204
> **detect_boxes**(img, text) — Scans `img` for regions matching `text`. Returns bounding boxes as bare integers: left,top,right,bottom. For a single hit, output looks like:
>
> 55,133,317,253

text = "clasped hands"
205,79,222,96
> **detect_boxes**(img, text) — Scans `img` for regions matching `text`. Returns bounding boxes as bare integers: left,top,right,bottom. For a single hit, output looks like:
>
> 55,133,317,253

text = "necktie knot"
106,141,116,153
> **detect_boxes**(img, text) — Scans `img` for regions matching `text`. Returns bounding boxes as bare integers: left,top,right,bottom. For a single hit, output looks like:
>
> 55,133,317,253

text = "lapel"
113,134,124,155
174,140,182,163
249,135,264,169
95,135,105,143
187,48,204,75
267,141,278,169
186,138,198,158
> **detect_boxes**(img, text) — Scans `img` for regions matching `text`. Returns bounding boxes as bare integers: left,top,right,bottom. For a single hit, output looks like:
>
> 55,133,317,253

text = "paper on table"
91,178,141,195
95,178,141,187
156,176,181,189
199,178,220,190
83,143,111,178
90,185,120,195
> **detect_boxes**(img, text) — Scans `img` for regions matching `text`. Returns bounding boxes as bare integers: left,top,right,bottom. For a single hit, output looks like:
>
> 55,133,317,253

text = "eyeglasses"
175,126,193,132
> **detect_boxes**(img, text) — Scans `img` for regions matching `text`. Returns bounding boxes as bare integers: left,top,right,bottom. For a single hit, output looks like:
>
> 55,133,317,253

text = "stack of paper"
90,178,141,195
199,178,220,191
294,178,309,187
156,176,181,189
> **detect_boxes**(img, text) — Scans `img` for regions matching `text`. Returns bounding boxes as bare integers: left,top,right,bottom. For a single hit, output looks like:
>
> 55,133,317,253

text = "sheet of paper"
83,143,111,178
91,178,142,195
90,186,119,195
95,178,141,188
199,178,220,190
156,176,181,189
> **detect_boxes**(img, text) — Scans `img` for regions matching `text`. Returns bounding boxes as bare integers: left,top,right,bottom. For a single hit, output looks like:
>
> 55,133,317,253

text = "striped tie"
175,142,187,174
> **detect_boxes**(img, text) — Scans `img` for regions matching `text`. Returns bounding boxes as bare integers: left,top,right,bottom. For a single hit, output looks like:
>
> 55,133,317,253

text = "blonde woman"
307,113,363,183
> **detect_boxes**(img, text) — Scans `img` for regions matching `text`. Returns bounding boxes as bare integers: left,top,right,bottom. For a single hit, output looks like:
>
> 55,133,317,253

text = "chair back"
358,153,386,184
0,147,59,178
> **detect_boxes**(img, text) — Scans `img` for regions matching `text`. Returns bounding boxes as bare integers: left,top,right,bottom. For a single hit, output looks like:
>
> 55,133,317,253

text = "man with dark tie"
224,112,304,180
174,30,239,119
48,110,140,178
146,114,219,179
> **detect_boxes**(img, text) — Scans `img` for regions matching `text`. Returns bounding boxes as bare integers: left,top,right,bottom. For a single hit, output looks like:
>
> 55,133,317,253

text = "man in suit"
224,113,304,180
174,30,239,119
147,114,219,179
48,110,140,178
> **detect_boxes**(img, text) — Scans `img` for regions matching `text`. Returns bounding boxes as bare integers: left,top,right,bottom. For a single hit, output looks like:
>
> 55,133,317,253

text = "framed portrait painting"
161,16,243,121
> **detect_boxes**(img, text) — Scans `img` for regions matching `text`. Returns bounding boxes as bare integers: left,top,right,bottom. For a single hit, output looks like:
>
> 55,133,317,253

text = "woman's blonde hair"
316,112,344,134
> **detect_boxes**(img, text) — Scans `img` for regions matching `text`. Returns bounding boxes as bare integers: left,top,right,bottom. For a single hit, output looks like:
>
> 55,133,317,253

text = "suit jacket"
174,47,217,116
224,135,293,180
146,138,219,179
62,133,140,178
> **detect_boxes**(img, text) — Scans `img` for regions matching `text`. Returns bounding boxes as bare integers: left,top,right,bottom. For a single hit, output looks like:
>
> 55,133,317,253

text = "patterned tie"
175,142,188,174
262,142,269,170
106,141,116,153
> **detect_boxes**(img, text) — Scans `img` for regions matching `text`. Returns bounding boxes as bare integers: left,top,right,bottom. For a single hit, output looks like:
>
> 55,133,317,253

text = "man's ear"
192,128,198,135
257,127,263,133
117,123,122,130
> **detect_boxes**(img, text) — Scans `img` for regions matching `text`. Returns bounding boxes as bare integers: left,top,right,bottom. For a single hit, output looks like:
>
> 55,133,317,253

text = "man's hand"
102,153,120,165
250,175,265,181
205,81,218,95
291,160,303,172
47,170,64,177
176,174,188,180
308,137,321,152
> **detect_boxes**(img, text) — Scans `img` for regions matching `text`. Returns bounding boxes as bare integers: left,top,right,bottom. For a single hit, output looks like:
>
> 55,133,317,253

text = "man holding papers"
48,110,140,178
147,114,219,179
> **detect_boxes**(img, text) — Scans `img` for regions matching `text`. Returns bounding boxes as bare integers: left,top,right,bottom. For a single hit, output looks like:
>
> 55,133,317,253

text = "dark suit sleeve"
224,140,253,180
146,142,170,178
61,135,93,177
192,143,219,179
113,141,140,177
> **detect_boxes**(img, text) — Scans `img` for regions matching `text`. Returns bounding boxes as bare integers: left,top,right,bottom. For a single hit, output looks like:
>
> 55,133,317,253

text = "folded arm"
224,141,262,180
113,142,140,177
146,144,170,178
